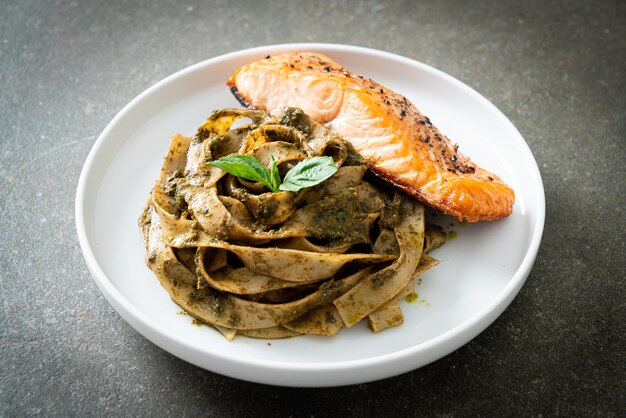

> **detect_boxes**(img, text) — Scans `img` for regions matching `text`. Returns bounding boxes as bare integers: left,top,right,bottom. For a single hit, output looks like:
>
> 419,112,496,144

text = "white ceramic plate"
76,44,544,387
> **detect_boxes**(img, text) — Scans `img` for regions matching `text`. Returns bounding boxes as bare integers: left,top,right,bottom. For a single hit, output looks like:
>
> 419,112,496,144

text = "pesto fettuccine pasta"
139,107,445,340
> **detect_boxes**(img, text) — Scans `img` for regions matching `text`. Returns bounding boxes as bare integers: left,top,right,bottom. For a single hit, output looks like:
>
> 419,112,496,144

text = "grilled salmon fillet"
228,52,514,222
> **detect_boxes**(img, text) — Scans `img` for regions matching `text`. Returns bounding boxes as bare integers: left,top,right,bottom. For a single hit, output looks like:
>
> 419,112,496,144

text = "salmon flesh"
228,52,515,222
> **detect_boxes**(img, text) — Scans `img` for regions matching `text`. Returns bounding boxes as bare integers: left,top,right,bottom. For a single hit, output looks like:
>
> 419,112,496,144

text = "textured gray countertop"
1,0,624,416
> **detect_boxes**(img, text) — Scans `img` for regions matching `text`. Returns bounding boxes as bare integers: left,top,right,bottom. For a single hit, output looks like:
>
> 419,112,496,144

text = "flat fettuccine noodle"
139,107,446,340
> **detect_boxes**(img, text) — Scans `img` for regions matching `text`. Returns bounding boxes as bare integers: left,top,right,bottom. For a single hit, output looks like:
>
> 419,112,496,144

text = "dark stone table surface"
1,0,624,416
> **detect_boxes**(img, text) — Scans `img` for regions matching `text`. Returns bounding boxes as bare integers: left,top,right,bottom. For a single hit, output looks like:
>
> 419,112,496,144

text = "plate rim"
75,42,545,386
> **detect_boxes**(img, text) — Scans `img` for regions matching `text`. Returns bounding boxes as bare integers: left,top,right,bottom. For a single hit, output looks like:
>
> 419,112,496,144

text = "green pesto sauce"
448,230,458,240
279,107,312,135
405,292,418,303
305,188,369,242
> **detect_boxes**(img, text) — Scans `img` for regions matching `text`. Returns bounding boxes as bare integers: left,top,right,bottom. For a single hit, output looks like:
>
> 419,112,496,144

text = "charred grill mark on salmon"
229,85,253,108
228,52,515,222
